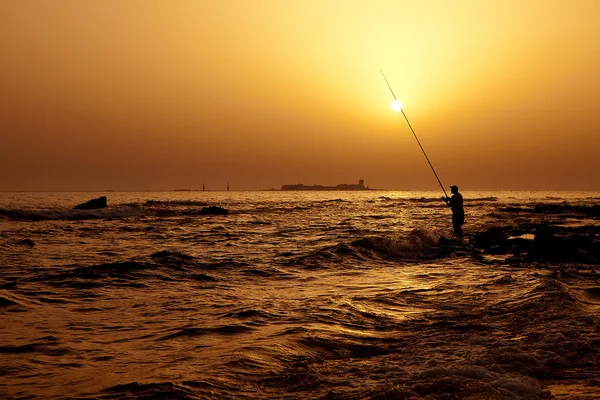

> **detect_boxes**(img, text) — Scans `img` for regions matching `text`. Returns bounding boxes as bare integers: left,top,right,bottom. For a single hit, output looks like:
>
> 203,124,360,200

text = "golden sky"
1,0,599,191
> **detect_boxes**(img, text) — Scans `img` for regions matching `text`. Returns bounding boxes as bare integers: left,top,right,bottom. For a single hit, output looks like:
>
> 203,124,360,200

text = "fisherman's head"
450,185,459,194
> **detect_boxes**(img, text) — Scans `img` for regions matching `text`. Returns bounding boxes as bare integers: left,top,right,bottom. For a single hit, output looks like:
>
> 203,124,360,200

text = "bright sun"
391,99,403,112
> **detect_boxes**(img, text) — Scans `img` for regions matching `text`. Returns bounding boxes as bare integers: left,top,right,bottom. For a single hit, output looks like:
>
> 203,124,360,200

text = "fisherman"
443,185,464,238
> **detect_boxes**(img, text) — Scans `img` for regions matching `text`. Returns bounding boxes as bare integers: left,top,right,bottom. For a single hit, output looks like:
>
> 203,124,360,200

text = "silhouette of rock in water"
531,231,599,263
199,206,228,215
533,204,600,217
15,239,35,247
471,227,510,254
74,196,107,210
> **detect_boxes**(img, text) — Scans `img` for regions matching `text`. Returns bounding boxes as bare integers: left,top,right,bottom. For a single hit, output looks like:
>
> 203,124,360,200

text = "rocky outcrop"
15,239,35,247
500,204,600,218
531,231,600,263
471,227,510,253
198,206,228,215
533,204,600,217
74,196,107,210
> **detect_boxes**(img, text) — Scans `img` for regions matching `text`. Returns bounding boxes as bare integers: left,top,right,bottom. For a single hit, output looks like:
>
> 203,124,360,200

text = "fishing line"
381,70,449,199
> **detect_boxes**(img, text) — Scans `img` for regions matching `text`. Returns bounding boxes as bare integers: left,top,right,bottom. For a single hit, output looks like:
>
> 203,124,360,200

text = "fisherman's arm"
442,196,451,207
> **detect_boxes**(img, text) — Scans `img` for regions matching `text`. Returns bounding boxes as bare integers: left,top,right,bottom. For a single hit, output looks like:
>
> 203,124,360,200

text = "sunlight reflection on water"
1,190,600,398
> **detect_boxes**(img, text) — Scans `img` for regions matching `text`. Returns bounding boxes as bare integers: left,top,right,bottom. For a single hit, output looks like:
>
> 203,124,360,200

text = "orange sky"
1,1,599,191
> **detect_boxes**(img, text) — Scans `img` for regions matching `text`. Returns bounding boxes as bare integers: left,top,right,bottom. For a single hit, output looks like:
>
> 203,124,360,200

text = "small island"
281,179,370,191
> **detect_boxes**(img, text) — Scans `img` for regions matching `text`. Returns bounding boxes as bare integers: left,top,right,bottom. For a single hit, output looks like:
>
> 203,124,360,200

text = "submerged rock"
198,206,229,215
74,196,107,210
15,239,35,247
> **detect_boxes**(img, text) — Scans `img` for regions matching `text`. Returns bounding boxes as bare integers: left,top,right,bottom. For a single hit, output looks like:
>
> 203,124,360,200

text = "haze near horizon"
1,1,599,191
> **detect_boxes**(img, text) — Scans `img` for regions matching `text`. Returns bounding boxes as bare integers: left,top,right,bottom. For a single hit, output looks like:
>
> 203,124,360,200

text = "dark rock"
74,196,107,210
198,206,228,215
471,227,509,250
507,237,533,256
15,239,35,247
433,236,466,258
485,245,509,255
530,231,599,263
500,204,600,218
437,236,459,246
533,204,600,217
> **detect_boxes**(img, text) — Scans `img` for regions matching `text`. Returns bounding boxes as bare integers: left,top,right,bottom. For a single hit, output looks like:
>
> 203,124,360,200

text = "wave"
295,229,443,266
160,324,255,340
348,229,441,260
0,205,154,221
0,202,230,221
101,382,205,400
0,336,68,356
20,251,228,289
0,294,19,306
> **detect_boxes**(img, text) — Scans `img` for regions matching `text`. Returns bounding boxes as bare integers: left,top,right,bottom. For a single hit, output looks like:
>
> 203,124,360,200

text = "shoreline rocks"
74,196,108,210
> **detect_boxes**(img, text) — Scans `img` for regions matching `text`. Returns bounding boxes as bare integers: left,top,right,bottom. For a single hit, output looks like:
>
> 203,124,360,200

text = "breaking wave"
295,229,444,267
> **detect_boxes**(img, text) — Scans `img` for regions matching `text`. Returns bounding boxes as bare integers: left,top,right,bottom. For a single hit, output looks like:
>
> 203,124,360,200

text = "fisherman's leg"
453,222,462,238
452,213,464,238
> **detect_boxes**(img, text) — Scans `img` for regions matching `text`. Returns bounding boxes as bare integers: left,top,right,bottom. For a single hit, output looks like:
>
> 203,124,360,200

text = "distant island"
281,179,371,191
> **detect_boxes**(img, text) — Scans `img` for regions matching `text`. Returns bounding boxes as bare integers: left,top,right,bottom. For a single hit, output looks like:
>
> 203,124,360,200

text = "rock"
198,206,229,215
74,196,107,210
533,204,600,217
471,227,509,250
530,231,598,263
507,237,533,256
485,245,509,255
15,239,35,247
437,236,456,246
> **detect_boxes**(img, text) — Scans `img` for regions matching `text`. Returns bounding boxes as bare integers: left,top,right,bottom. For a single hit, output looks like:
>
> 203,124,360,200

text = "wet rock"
533,204,600,217
471,227,509,250
198,206,229,215
437,236,459,247
484,245,509,255
74,196,107,210
433,236,466,258
15,239,35,247
507,237,533,256
530,231,600,263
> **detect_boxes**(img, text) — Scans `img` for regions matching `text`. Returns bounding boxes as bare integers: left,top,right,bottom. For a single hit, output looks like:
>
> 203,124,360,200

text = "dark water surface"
1,191,599,399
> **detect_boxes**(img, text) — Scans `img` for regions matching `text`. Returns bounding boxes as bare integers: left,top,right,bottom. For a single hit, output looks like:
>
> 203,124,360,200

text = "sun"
391,99,403,112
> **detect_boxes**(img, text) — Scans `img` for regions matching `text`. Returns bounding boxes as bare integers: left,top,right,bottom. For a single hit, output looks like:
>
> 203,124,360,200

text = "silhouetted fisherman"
443,185,464,238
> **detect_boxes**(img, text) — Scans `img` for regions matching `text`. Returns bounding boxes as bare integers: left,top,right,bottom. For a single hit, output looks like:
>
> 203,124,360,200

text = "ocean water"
1,190,599,399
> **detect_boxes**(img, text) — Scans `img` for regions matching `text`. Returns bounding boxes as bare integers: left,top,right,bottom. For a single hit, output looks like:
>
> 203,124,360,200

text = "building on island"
281,179,369,191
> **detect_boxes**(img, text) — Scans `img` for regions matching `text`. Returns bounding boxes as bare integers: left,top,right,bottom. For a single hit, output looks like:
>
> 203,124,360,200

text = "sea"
1,190,599,400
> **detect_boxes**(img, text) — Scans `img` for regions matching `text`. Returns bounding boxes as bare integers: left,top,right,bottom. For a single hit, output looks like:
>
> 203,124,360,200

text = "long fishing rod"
381,70,449,199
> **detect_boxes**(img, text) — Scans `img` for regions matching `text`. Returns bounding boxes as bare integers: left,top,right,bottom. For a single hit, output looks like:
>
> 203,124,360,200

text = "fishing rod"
380,70,449,199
